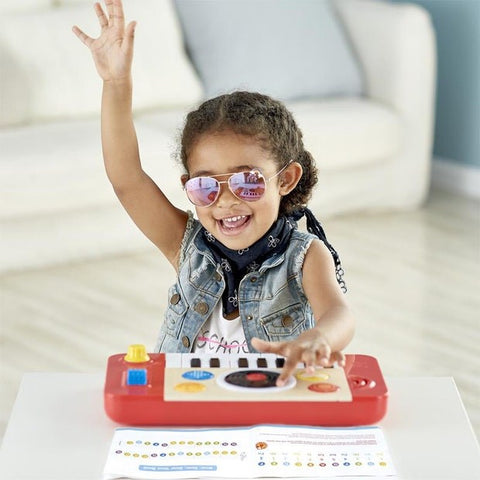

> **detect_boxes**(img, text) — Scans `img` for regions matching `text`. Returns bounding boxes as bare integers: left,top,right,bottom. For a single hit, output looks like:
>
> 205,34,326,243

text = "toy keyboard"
104,345,388,426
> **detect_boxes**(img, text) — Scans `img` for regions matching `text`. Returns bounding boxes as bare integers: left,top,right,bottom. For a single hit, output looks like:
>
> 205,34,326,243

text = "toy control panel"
104,345,388,426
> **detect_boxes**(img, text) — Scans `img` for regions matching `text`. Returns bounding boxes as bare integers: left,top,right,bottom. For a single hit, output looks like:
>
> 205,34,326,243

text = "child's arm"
252,239,355,385
73,0,187,268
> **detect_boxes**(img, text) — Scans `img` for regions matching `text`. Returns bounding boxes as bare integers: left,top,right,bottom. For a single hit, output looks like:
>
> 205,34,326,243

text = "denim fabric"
155,214,316,353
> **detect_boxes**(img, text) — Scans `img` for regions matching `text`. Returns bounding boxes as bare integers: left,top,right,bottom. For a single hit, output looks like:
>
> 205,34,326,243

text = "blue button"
127,368,147,385
182,370,214,381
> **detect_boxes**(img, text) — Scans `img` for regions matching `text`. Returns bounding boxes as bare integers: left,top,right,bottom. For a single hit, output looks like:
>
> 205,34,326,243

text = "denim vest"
155,214,316,353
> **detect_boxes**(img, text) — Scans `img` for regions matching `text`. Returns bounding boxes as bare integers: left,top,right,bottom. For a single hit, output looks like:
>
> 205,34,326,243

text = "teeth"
223,215,246,223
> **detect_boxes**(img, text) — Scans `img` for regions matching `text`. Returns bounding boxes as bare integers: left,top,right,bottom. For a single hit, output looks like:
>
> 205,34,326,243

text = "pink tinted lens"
229,170,266,202
185,176,220,206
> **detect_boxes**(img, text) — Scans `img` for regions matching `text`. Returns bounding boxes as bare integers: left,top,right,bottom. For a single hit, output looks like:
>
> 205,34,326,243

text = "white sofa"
0,0,436,273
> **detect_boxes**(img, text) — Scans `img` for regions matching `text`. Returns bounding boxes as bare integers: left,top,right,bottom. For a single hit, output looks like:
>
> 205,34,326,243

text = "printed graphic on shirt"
194,305,248,354
195,330,248,354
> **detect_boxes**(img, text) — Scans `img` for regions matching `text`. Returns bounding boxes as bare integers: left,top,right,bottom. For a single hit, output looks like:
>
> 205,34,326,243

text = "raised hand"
72,0,136,82
251,333,346,387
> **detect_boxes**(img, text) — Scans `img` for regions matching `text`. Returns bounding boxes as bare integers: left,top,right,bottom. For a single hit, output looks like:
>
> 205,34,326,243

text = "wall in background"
393,0,479,197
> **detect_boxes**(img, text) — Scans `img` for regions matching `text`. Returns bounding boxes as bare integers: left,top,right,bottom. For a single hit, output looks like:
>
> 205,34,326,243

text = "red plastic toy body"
104,350,388,426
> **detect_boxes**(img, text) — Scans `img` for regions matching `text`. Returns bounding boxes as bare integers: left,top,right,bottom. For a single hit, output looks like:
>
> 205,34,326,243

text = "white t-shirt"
193,302,248,354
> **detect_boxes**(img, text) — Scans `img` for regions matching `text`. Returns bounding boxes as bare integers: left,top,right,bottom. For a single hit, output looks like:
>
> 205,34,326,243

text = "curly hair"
178,91,318,215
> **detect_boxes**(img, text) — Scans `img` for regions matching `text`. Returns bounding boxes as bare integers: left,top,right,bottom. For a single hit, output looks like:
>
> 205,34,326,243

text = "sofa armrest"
334,0,436,114
334,0,437,205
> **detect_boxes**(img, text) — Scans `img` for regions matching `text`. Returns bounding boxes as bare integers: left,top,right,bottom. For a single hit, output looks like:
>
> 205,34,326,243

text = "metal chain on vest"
291,207,347,293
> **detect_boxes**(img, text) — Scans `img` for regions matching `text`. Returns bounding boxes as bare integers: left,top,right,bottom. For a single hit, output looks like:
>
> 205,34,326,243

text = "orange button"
308,382,339,393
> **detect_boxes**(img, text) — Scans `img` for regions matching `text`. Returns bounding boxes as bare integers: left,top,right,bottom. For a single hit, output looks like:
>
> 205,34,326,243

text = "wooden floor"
1,188,479,442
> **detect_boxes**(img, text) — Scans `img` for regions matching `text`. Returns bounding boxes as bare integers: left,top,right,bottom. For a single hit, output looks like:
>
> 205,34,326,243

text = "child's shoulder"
290,228,318,248
284,228,319,268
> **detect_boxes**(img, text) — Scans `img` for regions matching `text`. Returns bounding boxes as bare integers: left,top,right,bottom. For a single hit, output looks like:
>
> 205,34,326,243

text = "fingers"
72,2,106,47
123,21,137,54
72,25,94,47
330,350,346,367
115,0,126,29
316,342,332,367
251,337,285,354
94,2,108,30
251,337,295,387
107,0,125,30
277,353,300,386
104,0,115,21
251,337,345,387
73,0,134,50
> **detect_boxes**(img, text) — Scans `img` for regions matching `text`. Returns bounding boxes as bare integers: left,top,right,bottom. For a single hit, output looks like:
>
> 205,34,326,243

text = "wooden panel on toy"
163,353,352,402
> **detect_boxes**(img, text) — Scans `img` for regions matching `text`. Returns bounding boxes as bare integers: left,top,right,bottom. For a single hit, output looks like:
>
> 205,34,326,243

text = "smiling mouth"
218,215,251,233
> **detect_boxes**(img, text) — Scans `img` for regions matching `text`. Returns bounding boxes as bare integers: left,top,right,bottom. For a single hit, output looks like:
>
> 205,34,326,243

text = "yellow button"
174,382,206,393
124,344,150,363
296,371,329,382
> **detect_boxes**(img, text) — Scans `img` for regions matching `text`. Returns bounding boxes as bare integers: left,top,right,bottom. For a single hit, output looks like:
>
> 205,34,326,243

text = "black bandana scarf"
202,207,346,316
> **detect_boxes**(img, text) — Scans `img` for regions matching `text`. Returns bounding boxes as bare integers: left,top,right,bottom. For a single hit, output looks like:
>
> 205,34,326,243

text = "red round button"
246,372,268,382
308,382,339,393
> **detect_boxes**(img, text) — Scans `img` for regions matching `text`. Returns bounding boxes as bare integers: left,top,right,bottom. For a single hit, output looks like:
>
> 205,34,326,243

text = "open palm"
72,0,136,82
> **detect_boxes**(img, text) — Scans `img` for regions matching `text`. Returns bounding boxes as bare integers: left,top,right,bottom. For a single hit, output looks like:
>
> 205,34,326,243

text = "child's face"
185,132,286,250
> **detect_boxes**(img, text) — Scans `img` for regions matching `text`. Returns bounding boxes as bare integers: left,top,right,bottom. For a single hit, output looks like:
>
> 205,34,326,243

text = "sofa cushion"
134,98,401,171
174,0,363,101
0,0,202,126
287,98,401,170
0,114,190,219
0,99,399,220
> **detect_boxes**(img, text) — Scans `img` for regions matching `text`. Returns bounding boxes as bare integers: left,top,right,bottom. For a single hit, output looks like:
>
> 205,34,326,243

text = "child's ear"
279,162,303,196
180,174,189,187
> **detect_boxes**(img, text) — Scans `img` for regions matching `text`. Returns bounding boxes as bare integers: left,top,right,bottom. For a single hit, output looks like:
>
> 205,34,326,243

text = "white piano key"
165,353,182,368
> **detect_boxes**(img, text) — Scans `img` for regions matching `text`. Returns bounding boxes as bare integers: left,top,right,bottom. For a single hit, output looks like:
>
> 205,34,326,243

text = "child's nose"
216,182,240,207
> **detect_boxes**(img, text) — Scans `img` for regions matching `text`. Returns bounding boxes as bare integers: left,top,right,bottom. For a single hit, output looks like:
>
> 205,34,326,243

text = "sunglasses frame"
184,161,292,207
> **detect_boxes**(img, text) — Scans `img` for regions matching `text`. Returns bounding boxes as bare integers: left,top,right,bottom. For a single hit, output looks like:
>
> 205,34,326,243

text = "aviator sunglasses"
184,162,292,207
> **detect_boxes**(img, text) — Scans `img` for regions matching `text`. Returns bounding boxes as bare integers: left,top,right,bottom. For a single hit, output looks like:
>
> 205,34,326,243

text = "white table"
0,374,479,479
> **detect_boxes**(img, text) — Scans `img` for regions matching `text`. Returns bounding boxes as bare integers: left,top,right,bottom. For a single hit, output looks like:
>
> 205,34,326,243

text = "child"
73,0,354,386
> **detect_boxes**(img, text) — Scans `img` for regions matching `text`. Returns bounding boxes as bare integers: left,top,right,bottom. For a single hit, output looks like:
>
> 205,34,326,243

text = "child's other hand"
72,0,136,82
251,333,345,387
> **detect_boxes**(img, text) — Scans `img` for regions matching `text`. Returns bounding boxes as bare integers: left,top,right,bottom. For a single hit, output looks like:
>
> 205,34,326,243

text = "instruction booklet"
103,424,396,479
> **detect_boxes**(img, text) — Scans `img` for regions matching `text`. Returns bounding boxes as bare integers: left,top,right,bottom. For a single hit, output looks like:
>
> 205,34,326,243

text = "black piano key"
257,357,268,368
275,357,285,368
209,357,220,368
190,358,201,368
238,357,249,368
